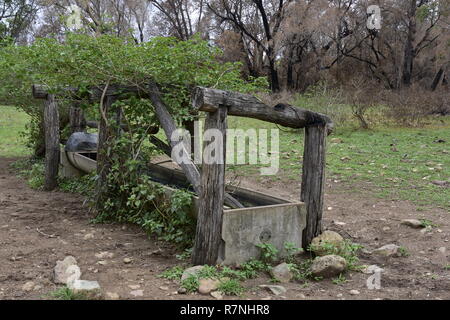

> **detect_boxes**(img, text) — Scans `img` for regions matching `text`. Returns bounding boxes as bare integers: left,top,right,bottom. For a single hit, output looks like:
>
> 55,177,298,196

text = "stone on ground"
270,263,293,283
210,291,223,300
259,285,287,296
311,231,345,256
372,244,400,257
22,281,35,292
401,219,423,229
311,255,347,278
106,292,120,300
53,256,81,284
181,265,204,281
198,278,220,295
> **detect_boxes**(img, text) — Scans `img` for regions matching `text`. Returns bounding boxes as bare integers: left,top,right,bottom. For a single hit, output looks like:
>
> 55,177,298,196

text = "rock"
68,280,101,297
270,263,293,283
159,286,169,291
401,219,423,229
259,285,287,296
177,287,187,294
106,292,120,300
333,221,347,226
123,258,132,264
349,290,360,295
438,247,446,254
382,227,391,232
210,291,223,300
421,226,433,234
22,281,35,292
95,251,114,259
311,255,347,278
83,233,95,240
181,265,204,281
97,260,107,266
128,284,140,290
373,244,400,257
130,290,144,297
53,256,81,284
198,279,220,295
311,231,345,256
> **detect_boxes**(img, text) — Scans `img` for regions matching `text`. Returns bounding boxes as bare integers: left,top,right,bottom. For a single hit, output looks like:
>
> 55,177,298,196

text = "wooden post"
192,106,227,265
301,124,327,249
43,94,60,191
96,95,117,208
69,102,86,134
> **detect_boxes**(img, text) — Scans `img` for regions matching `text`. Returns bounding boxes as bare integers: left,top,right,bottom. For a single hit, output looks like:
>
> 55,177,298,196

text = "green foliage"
398,246,410,257
180,275,200,293
158,266,184,280
332,274,347,285
256,243,279,264
0,106,31,157
50,286,89,300
284,242,303,263
59,173,96,195
420,219,437,228
217,279,245,296
308,240,363,271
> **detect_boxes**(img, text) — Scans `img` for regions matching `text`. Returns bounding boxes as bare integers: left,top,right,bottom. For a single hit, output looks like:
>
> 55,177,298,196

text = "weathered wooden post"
192,106,228,265
68,102,86,134
301,124,327,249
96,94,117,207
43,94,60,191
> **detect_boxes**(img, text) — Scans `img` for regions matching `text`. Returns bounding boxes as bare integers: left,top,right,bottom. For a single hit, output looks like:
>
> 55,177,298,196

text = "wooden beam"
301,125,327,249
192,106,227,265
69,102,86,134
192,87,334,133
147,82,244,209
43,95,60,191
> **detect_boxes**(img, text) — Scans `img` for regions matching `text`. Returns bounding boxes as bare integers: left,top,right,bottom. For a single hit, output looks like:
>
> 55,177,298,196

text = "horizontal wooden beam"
191,87,334,133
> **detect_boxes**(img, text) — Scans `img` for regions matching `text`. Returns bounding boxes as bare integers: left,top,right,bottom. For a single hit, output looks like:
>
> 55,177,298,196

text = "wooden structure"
32,83,333,265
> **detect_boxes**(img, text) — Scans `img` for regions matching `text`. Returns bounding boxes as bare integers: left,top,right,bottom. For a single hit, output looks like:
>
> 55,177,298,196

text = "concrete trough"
60,148,306,265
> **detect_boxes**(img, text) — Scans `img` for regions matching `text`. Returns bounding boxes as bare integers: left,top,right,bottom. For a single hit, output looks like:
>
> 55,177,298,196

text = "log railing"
33,83,333,264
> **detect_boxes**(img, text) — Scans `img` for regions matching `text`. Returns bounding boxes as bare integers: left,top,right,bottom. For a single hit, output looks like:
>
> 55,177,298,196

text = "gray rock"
198,278,220,295
210,291,223,300
53,256,81,284
177,287,187,294
270,263,293,283
106,292,120,300
259,285,287,296
349,290,360,295
181,265,204,281
401,219,423,229
311,231,345,256
22,281,35,292
311,255,347,278
373,244,400,257
130,289,144,297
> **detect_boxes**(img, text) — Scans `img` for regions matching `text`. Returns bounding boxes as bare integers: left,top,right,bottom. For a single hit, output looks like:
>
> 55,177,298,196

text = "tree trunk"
431,67,444,91
192,106,227,265
402,1,417,87
43,95,60,191
301,125,327,249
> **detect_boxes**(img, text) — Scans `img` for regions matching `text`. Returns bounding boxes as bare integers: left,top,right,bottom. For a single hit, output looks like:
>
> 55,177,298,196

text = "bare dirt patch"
0,157,449,300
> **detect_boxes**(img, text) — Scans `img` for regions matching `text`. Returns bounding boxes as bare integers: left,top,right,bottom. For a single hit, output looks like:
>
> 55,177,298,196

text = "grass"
227,115,450,210
0,106,31,157
49,286,89,300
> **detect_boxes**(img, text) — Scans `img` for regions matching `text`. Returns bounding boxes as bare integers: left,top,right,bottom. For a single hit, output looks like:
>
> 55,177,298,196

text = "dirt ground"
0,157,449,300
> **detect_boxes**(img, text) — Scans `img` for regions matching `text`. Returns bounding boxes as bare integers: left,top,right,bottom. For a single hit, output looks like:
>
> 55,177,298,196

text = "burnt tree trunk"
43,95,60,191
69,102,86,134
192,106,227,265
301,124,327,249
96,95,117,209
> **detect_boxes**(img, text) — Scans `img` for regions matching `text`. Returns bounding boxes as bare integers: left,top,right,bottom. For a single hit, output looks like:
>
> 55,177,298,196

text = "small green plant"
308,240,363,271
50,286,89,300
332,274,347,285
176,248,192,261
284,242,302,263
217,279,245,296
180,275,200,293
238,259,270,279
158,266,184,280
256,243,279,264
444,265,450,270
398,246,410,257
420,219,437,228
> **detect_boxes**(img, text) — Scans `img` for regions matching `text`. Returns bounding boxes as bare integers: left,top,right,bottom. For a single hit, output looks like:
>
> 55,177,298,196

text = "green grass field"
1,106,448,210
0,106,31,157
228,116,450,210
